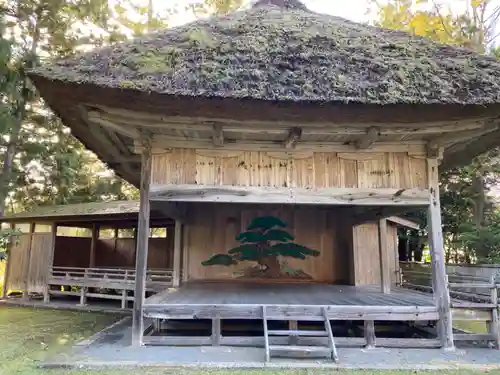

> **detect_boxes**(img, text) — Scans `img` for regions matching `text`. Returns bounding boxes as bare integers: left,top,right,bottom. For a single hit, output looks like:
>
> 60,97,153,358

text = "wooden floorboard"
145,282,436,307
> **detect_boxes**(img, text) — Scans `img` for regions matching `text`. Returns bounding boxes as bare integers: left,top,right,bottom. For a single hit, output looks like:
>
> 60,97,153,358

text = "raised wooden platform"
144,282,439,321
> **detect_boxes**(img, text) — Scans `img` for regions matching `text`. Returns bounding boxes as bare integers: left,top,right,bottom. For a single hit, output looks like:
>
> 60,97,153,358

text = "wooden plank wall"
54,236,91,267
184,204,348,283
151,150,428,189
96,238,172,269
6,234,31,291
27,233,54,294
351,223,399,286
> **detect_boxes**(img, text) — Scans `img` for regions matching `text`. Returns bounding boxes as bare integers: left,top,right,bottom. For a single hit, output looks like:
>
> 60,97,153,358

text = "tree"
374,0,500,263
202,216,320,279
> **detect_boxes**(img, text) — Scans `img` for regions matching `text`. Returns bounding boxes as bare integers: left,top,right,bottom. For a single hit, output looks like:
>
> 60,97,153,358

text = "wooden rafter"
427,121,499,149
87,110,139,138
284,127,302,149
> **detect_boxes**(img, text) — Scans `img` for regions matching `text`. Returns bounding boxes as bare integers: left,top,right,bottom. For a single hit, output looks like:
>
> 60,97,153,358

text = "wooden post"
182,225,189,283
377,219,390,294
172,220,182,288
364,320,376,348
488,274,500,349
79,269,88,306
132,136,152,347
22,223,35,300
89,223,99,268
121,270,128,309
43,223,57,303
427,157,454,350
1,223,14,299
212,316,221,346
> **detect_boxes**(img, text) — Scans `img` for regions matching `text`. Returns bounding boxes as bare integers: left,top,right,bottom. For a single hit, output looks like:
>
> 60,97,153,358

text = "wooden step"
268,330,328,337
269,345,331,353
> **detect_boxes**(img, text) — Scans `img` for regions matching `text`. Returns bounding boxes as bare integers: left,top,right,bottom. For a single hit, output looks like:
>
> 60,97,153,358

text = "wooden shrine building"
21,0,500,361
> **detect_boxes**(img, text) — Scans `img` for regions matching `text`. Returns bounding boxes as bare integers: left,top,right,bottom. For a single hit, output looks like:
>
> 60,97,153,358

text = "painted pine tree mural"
202,216,320,279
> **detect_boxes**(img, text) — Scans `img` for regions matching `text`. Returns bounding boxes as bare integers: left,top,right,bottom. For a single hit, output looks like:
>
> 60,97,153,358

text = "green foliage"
375,0,500,264
202,215,319,271
201,254,236,266
247,216,287,231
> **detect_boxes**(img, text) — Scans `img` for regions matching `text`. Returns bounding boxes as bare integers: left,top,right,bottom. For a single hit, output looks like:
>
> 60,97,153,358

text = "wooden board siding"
96,237,172,269
184,204,347,283
54,236,91,267
7,233,54,294
27,233,54,294
351,222,399,286
6,234,31,291
151,150,428,189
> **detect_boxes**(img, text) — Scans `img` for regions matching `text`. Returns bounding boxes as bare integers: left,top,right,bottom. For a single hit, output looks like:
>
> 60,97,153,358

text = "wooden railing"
45,266,175,308
399,262,500,347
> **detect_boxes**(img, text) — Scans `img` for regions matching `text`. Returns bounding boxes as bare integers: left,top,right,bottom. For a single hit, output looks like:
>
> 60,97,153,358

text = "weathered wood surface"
150,184,431,206
151,149,429,190
427,157,454,349
378,219,390,293
142,335,442,349
132,136,152,347
184,204,342,282
143,283,438,321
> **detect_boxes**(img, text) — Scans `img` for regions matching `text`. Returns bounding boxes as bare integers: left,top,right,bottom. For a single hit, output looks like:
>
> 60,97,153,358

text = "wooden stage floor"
144,282,439,321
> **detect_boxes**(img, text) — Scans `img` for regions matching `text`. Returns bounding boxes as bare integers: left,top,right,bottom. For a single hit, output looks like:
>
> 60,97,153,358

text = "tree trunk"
259,255,281,277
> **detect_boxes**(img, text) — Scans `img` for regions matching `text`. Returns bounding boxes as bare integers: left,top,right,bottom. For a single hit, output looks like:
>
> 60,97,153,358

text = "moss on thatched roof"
29,0,500,105
2,201,139,221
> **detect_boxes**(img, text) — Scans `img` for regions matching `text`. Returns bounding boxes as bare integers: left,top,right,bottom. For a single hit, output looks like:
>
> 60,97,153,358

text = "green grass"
0,305,498,375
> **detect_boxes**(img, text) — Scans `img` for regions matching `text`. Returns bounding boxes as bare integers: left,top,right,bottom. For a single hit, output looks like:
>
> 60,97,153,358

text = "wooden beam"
92,104,488,134
212,124,224,147
132,135,153,347
152,201,187,223
172,220,182,288
150,185,431,206
284,127,302,149
352,206,420,225
87,110,139,138
378,219,390,294
386,216,420,230
136,139,427,155
356,127,379,149
1,223,14,299
89,224,99,268
426,157,454,350
427,122,499,149
22,223,35,300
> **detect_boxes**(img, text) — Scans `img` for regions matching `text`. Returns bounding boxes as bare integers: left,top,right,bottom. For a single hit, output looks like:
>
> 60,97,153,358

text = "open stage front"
144,282,438,321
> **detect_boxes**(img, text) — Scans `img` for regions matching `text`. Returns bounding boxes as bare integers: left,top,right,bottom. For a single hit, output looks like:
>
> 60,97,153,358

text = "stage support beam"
132,135,152,347
427,157,454,350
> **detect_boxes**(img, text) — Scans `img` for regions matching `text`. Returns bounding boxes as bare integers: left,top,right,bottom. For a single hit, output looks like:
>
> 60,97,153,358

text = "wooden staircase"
262,306,338,362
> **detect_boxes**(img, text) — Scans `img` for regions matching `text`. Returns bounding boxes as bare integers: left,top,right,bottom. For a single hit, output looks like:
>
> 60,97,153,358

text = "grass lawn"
0,305,497,375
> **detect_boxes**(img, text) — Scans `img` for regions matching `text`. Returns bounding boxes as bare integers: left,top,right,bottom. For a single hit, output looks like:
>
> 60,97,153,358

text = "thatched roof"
29,1,500,105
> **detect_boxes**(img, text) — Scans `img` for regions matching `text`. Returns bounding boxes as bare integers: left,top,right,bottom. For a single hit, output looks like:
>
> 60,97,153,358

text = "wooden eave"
28,76,500,187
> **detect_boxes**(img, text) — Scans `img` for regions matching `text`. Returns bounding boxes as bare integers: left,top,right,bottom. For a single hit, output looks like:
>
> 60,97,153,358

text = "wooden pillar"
172,220,182,287
22,223,35,300
43,223,57,303
182,225,189,283
427,157,454,350
89,223,99,268
364,320,376,348
1,223,14,299
132,136,152,347
377,219,390,294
